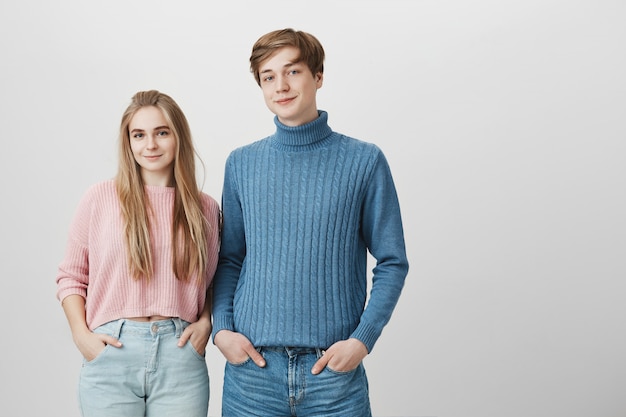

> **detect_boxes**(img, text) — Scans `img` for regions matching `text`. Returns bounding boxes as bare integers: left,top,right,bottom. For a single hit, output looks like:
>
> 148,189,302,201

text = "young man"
212,28,409,417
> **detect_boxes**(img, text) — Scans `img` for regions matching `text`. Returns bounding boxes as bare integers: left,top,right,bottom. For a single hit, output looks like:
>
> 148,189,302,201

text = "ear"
315,72,324,88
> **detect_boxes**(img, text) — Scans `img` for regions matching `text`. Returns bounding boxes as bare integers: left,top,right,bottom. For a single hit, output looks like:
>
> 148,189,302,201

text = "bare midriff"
126,315,172,322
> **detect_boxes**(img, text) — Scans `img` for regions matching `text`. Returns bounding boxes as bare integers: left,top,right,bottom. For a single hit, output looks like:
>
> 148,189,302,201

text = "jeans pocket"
184,341,207,361
325,362,360,376
81,343,112,366
226,346,262,366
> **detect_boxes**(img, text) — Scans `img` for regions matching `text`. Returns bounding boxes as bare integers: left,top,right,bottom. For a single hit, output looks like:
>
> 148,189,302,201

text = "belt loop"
113,319,125,338
172,317,184,337
315,348,325,359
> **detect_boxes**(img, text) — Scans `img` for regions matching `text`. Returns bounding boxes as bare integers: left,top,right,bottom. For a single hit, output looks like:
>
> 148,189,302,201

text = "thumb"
311,352,329,375
102,335,122,348
177,327,192,347
246,346,266,368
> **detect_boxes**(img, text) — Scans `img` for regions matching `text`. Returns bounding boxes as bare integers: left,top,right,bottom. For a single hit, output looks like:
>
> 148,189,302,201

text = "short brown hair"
250,28,325,86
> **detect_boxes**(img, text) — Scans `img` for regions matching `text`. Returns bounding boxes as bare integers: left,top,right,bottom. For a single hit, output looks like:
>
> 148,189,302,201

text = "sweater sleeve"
55,187,93,302
200,192,222,289
212,154,246,339
349,149,409,352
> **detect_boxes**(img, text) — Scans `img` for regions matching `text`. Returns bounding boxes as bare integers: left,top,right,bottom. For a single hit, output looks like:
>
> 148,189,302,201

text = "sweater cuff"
349,321,383,353
211,314,235,344
56,288,87,303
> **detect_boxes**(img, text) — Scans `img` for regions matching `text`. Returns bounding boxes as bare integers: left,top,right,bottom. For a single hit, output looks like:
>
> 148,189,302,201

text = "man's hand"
214,329,266,367
311,338,368,375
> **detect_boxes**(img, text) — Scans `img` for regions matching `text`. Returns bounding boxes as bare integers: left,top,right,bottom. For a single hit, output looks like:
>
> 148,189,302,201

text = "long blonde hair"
115,90,209,282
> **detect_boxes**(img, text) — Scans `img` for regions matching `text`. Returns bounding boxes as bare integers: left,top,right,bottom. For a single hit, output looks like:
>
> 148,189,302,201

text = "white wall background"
1,1,624,416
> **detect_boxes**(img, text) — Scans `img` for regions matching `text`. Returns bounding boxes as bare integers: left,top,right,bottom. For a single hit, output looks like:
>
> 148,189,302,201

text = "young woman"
56,90,220,417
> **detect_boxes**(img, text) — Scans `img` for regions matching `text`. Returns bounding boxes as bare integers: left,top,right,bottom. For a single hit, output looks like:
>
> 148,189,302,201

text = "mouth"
275,97,295,105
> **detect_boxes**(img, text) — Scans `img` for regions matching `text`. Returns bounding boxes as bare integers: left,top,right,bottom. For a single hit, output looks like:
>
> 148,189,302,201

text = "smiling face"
128,105,177,186
258,46,323,127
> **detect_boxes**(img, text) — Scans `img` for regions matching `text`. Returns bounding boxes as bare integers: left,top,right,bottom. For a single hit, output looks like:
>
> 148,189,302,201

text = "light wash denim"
222,346,371,417
77,318,209,417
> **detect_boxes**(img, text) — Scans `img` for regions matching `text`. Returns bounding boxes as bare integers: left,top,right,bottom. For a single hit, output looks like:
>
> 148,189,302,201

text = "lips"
275,97,295,104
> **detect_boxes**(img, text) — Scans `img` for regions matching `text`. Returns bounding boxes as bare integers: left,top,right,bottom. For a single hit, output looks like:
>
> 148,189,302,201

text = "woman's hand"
62,294,122,361
73,327,122,362
178,316,212,355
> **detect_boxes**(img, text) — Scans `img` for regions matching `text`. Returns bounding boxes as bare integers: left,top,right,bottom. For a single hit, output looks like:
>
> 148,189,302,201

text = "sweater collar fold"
271,110,334,151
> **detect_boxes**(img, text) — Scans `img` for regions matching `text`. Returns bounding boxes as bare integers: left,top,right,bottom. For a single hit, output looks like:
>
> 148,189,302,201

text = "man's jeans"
222,346,371,417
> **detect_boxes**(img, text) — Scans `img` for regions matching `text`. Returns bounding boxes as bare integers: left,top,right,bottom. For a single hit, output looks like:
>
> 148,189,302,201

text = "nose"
275,75,289,92
146,135,158,149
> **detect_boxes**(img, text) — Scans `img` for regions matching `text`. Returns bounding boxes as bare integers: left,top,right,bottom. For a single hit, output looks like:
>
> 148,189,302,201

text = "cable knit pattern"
56,180,220,330
212,111,409,352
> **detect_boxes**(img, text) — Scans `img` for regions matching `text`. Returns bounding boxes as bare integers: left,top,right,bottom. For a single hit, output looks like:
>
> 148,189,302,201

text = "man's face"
258,46,323,127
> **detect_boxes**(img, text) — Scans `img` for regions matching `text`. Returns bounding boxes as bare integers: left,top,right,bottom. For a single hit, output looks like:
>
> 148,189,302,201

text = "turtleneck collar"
270,110,334,152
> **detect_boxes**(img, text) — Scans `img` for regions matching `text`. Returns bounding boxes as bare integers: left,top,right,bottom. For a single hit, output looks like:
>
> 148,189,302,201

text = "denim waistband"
97,317,188,338
260,346,326,357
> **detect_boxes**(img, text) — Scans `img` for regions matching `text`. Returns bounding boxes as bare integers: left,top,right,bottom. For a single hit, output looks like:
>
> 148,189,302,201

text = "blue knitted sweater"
212,111,409,352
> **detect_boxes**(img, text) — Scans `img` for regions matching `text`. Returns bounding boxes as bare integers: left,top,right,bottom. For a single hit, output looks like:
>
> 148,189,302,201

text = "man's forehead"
260,47,302,71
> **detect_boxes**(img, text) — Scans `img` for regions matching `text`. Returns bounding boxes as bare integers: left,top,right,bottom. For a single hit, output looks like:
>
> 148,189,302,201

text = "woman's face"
128,106,176,186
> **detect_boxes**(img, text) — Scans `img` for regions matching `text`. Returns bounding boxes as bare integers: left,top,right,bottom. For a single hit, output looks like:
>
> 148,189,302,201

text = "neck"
141,171,174,187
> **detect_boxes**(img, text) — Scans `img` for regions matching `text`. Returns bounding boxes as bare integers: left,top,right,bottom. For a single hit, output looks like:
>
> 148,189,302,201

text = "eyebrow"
260,61,300,74
130,125,170,133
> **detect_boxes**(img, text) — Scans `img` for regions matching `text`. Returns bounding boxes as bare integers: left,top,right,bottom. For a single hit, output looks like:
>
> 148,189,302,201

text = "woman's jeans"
222,346,371,417
77,318,209,417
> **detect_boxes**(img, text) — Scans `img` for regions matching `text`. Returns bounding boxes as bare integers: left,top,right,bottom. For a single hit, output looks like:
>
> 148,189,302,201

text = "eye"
157,130,169,137
132,132,144,139
262,75,274,82
288,69,299,75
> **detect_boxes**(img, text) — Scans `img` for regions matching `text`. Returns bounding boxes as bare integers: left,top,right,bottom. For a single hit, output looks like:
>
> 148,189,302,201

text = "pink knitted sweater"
56,180,220,330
